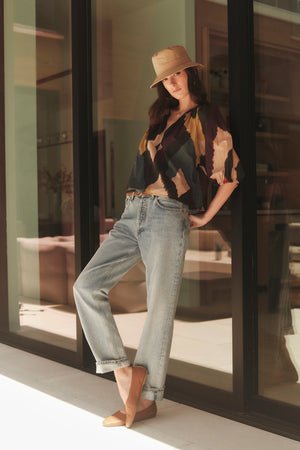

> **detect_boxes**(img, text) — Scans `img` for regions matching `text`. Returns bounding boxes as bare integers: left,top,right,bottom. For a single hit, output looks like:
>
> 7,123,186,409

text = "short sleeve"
138,129,148,154
204,104,244,185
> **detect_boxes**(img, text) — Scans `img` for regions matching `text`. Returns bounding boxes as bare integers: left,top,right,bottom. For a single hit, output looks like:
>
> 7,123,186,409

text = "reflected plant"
39,167,73,194
39,167,73,222
215,243,223,261
215,243,223,252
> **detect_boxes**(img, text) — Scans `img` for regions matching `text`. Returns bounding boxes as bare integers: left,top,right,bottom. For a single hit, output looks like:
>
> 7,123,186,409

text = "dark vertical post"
0,0,9,331
71,0,96,367
228,0,257,407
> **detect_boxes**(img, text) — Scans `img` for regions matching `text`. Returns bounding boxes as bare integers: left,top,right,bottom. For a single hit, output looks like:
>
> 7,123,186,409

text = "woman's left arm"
189,181,238,229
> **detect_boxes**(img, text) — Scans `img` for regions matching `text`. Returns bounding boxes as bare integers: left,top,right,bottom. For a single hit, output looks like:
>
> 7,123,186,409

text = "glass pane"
92,0,232,391
254,2,300,404
4,0,76,350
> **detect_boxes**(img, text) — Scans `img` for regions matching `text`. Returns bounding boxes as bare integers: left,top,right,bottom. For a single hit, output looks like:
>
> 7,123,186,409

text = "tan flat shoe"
102,402,157,428
134,401,157,423
102,410,126,427
125,366,148,428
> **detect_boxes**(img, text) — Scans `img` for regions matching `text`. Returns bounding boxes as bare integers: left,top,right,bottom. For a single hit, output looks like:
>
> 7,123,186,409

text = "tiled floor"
1,343,300,450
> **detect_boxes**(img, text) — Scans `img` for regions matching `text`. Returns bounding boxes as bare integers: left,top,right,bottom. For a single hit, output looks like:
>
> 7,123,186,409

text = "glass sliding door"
3,0,76,351
91,0,234,392
254,1,300,405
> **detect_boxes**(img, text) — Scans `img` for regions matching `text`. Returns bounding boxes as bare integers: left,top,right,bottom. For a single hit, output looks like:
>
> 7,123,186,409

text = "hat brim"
150,61,203,88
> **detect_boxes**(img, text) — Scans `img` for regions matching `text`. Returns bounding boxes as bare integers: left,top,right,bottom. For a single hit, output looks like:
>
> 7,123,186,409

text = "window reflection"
4,0,75,350
254,2,300,405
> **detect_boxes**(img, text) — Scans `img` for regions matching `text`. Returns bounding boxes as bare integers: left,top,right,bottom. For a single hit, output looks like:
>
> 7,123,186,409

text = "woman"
73,45,243,428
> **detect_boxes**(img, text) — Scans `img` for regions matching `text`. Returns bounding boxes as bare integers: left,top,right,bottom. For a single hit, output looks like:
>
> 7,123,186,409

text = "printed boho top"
127,103,244,210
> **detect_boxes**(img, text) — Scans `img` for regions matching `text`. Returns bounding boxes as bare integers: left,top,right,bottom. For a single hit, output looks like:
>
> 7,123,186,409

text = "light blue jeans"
73,195,190,400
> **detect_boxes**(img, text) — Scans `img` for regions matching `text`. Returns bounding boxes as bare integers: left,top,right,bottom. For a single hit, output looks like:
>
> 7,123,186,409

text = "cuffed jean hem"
140,387,164,401
96,358,131,374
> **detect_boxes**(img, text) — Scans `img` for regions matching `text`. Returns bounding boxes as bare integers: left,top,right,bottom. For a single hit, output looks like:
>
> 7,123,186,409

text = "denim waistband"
126,191,156,200
125,192,190,214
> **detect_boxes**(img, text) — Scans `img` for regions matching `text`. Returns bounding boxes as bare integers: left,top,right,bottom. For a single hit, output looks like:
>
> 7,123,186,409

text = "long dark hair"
148,67,207,126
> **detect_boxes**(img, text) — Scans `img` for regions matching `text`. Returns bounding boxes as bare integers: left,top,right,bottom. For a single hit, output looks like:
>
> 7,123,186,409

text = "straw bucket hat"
150,45,203,88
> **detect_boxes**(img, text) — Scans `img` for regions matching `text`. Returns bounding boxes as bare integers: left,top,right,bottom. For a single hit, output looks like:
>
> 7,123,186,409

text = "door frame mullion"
0,0,9,331
227,0,258,409
71,0,96,367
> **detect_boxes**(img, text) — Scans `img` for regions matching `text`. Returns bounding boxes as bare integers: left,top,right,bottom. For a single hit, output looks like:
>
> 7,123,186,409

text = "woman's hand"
189,213,210,229
189,182,238,229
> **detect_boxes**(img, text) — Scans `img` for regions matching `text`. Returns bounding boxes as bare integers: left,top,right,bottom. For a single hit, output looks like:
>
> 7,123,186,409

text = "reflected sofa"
17,234,147,313
17,229,237,314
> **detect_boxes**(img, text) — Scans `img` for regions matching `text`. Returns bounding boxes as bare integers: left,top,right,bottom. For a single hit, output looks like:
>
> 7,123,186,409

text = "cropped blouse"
127,103,244,210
